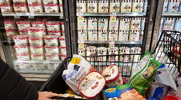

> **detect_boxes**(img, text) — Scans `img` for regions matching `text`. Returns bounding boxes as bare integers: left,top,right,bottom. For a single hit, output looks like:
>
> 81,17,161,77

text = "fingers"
45,92,61,98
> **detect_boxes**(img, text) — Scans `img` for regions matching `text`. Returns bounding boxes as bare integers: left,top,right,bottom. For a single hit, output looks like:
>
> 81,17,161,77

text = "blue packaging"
163,18,175,30
168,1,179,12
144,0,148,13
141,18,145,30
179,2,181,12
163,1,168,12
174,18,181,31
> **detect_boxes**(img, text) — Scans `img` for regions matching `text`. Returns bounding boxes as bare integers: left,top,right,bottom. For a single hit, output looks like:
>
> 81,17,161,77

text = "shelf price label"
109,41,115,47
60,13,63,19
78,16,84,22
78,43,84,48
110,13,117,22
14,13,20,19
29,13,34,19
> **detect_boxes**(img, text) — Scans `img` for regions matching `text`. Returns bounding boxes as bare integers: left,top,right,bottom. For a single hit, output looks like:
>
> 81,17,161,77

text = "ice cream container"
0,4,13,13
98,0,108,13
78,47,86,56
132,0,143,13
98,30,107,41
108,46,118,61
13,34,28,46
13,4,28,12
88,18,97,30
109,18,119,31
131,47,141,62
4,20,16,30
77,18,87,30
28,4,43,13
45,54,59,60
97,47,107,61
60,46,66,55
168,0,179,12
60,54,66,60
140,30,144,41
31,54,44,60
121,0,132,13
76,0,86,13
87,46,96,61
29,37,43,46
44,4,59,13
43,0,58,4
59,3,63,13
102,64,123,87
109,30,118,41
144,0,148,13
16,21,31,31
28,27,44,38
88,30,97,41
30,46,43,55
141,18,146,30
59,38,66,47
45,46,59,55
119,18,130,31
131,18,141,30
174,18,181,31
13,0,26,4
0,0,12,5
163,0,168,12
44,35,59,47
119,30,129,41
16,54,30,60
6,29,18,37
15,45,30,54
27,0,42,4
31,21,46,30
119,46,130,62
47,30,61,36
87,0,97,13
129,30,140,41
109,0,120,13
78,71,106,98
19,30,28,35
163,18,175,30
60,21,64,31
78,30,87,41
98,18,108,30
46,21,60,31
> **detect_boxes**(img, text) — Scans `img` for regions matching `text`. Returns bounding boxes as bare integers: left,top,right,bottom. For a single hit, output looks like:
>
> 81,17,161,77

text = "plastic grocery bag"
129,51,162,96
62,54,97,95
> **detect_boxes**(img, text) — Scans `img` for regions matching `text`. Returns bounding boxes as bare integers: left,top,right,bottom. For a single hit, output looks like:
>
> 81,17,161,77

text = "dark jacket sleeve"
0,58,38,100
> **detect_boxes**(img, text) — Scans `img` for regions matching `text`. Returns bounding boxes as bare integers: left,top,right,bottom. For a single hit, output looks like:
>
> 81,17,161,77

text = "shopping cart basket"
40,30,181,100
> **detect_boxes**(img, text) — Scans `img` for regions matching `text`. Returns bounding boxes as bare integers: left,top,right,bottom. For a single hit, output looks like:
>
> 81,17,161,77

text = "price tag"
29,13,34,19
60,13,63,19
78,40,84,43
109,41,115,47
78,43,84,48
71,58,80,64
110,16,116,22
14,13,20,19
78,16,84,22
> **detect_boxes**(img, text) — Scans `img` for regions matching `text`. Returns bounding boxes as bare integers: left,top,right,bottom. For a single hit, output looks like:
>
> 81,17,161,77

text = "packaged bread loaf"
28,4,43,13
88,30,97,41
110,0,120,13
87,46,96,61
78,30,87,41
119,30,129,41
44,35,59,47
46,21,60,31
43,0,57,4
60,47,66,55
0,4,13,13
108,46,118,61
44,4,59,13
4,19,17,30
16,54,30,60
97,47,107,61
129,30,140,41
13,4,28,12
30,46,43,55
78,47,85,56
27,0,42,4
29,37,43,46
31,54,44,60
121,0,132,13
132,0,143,13
0,0,11,5
45,54,59,60
28,27,44,38
87,0,97,13
98,18,108,30
16,20,31,31
119,46,130,62
13,34,28,46
98,0,108,13
76,0,86,13
98,30,107,41
109,30,118,41
15,45,30,54
88,18,97,30
59,38,66,47
45,46,59,55
13,0,26,4
6,29,18,37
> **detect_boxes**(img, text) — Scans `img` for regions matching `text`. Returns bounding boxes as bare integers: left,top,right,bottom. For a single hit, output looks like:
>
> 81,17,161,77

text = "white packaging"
60,22,64,31
119,47,130,62
108,46,118,61
132,0,143,13
16,21,31,31
59,3,63,13
87,0,97,13
45,54,59,60
16,54,30,60
60,31,65,39
30,46,43,55
109,0,120,13
78,47,85,56
60,47,66,55
131,18,141,30
47,30,61,36
78,30,87,41
45,46,59,55
60,54,66,60
109,30,118,41
13,34,28,46
76,0,86,13
44,35,59,47
98,18,108,30
19,30,28,35
88,18,97,30
28,27,44,38
0,4,13,13
130,47,141,62
98,30,107,41
119,30,129,41
121,0,132,13
46,21,60,31
6,29,18,37
13,4,28,12
28,4,43,13
98,0,108,13
29,38,43,46
15,46,30,54
27,0,42,4
13,0,26,4
31,54,44,60
4,20,16,30
77,18,87,30
43,0,57,4
129,30,140,41
31,21,46,30
119,18,130,30
87,46,96,61
0,0,11,5
44,4,59,13
88,30,97,41
97,47,107,61
109,18,119,31
59,38,66,47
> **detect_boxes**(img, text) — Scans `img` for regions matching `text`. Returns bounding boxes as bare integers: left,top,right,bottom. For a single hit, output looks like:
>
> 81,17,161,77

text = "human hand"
38,91,61,100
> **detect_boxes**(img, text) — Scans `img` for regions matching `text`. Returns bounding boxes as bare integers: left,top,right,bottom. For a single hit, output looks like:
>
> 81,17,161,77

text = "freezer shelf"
14,60,62,63
2,13,63,17
76,13,146,17
162,12,181,16
78,40,142,44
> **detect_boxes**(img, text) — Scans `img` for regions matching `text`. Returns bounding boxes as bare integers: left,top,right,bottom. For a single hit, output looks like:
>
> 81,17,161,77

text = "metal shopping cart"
40,30,181,100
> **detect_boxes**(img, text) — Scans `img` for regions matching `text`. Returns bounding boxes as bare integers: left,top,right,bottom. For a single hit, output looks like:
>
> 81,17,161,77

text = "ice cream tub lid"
13,34,28,40
28,4,42,7
44,35,59,40
45,46,58,49
28,27,44,31
78,71,106,98
14,45,28,48
13,4,27,7
29,37,43,40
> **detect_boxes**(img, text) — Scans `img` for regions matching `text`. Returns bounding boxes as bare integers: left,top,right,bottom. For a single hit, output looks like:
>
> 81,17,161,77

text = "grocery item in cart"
87,46,96,61
109,18,119,31
77,17,87,30
45,54,59,60
98,30,107,41
129,30,140,41
59,38,66,47
129,51,162,96
30,46,43,55
88,30,97,41
132,0,143,13
102,84,146,100
109,30,118,41
13,34,28,46
168,0,179,12
0,4,13,13
46,21,60,31
102,64,123,87
6,29,18,37
16,54,30,60
19,30,28,35
87,0,97,13
119,30,129,41
97,47,107,61
27,0,42,4
44,4,59,13
29,37,43,46
60,54,66,60
78,71,106,98
43,0,57,4
60,46,66,55
15,45,29,54
109,0,120,13
4,20,16,30
130,47,141,62
108,46,118,61
28,27,44,38
78,47,85,56
131,18,141,30
44,35,59,47
121,0,132,13
16,20,31,31
88,18,97,30
76,0,86,13
98,18,108,30
119,18,130,30
13,4,28,12
78,30,87,41
98,0,108,13
45,46,59,55
31,54,44,60
163,0,168,12
119,46,130,62
0,0,11,5
56,93,87,99
163,18,175,30
28,4,43,13
13,0,26,4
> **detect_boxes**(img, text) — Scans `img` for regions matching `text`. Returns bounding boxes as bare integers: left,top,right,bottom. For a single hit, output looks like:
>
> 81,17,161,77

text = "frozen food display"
60,47,66,55
109,0,120,13
108,46,118,61
6,29,18,37
16,54,30,60
59,38,66,47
